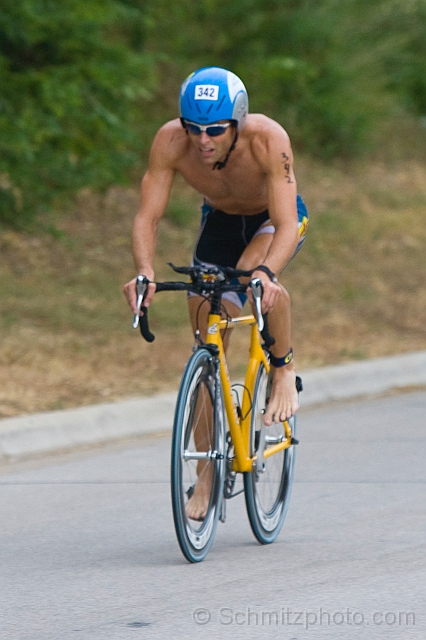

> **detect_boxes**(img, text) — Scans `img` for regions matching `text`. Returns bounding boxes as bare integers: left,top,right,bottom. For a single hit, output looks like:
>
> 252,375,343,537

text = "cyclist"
123,67,308,519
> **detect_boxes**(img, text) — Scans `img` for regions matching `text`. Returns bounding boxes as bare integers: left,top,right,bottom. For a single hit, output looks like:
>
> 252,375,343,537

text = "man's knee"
235,253,252,271
279,283,290,305
269,283,291,315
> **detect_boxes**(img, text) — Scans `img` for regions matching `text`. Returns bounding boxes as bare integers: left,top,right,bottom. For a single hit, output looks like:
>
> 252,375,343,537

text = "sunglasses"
183,120,232,137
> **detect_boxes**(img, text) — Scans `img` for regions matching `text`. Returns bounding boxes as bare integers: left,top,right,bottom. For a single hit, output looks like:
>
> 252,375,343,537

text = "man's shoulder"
155,118,184,135
245,113,289,138
150,119,188,166
243,114,291,167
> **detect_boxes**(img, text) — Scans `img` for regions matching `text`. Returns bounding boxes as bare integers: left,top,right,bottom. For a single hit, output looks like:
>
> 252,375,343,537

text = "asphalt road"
0,391,425,640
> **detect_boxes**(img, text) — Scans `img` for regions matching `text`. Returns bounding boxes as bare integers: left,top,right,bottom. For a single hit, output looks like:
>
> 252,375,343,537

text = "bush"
1,0,425,227
0,0,155,227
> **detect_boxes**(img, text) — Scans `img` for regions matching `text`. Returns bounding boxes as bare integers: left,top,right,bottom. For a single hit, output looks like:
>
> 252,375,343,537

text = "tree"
1,0,425,227
0,0,155,227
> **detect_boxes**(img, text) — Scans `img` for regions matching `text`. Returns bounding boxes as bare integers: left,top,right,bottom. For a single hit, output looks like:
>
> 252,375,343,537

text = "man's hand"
248,270,283,314
122,276,156,314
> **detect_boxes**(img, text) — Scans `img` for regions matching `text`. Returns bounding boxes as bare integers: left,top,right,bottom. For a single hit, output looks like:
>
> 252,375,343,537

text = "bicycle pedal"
186,485,195,499
291,437,299,445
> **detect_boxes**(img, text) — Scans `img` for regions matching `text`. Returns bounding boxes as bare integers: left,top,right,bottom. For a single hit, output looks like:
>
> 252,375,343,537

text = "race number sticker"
194,85,219,100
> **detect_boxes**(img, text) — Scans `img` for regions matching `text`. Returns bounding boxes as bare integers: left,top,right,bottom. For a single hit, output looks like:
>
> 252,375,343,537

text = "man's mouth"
199,146,215,158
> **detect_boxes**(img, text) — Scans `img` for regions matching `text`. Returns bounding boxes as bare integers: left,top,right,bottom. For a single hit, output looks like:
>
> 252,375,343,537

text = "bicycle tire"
170,348,226,562
243,361,297,544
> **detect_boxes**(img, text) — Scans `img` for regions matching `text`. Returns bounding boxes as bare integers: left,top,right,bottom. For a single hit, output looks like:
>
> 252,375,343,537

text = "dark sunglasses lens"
206,126,227,137
186,123,202,135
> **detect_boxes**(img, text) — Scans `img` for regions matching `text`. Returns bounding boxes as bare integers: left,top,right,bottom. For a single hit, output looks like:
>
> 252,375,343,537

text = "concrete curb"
300,349,426,404
1,350,426,460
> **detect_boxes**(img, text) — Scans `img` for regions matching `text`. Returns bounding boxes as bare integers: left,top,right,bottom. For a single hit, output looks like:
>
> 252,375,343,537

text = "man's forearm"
261,225,299,275
132,213,160,278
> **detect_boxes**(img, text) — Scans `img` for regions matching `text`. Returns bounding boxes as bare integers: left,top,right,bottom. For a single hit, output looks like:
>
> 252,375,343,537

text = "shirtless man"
123,67,308,520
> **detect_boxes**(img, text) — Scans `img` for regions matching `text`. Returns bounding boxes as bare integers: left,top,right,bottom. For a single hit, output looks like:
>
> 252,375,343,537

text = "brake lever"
250,277,264,332
132,275,149,328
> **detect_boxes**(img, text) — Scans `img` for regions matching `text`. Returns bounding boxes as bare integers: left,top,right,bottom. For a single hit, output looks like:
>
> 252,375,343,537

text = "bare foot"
263,365,299,426
186,479,212,521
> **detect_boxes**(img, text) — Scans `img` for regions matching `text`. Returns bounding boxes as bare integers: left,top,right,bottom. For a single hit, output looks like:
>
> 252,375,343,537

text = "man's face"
185,120,235,166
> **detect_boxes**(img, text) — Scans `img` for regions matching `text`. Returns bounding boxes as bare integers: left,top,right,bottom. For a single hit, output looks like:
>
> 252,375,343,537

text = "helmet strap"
213,129,238,170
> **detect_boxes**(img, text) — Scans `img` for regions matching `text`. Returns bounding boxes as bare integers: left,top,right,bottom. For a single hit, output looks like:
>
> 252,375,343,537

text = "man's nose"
199,131,211,144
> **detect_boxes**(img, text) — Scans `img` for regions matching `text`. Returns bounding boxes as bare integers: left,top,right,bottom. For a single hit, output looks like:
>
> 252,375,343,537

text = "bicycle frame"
204,311,294,473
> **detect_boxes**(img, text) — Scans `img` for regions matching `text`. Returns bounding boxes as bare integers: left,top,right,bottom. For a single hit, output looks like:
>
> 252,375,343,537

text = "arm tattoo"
281,153,294,183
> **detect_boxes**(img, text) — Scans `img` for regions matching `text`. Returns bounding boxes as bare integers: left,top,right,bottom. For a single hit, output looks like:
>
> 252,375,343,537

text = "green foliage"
141,0,425,158
374,0,426,115
0,0,156,227
1,0,426,227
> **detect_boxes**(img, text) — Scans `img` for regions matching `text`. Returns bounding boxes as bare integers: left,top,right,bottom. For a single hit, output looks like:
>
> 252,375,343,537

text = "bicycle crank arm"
183,450,225,461
265,434,286,445
253,426,267,474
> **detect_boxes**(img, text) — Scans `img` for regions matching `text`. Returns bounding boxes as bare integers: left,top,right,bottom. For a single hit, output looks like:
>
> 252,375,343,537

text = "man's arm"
123,122,183,312
132,166,175,280
257,124,299,273
251,123,300,311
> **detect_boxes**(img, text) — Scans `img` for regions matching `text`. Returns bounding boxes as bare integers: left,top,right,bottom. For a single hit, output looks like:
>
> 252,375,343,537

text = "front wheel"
243,362,298,544
170,348,226,562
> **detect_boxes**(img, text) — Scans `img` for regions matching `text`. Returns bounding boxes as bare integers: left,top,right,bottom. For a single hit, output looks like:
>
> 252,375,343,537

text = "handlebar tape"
260,314,276,348
139,306,155,342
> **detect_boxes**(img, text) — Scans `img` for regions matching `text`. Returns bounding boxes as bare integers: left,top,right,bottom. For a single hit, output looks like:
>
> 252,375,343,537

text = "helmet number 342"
195,85,219,100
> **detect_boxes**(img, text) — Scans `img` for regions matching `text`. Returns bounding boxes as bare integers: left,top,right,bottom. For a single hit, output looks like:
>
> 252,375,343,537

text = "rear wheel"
170,348,226,562
244,362,297,544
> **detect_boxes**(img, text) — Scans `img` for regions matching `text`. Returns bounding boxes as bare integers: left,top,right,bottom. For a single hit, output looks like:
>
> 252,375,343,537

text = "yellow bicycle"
134,263,302,563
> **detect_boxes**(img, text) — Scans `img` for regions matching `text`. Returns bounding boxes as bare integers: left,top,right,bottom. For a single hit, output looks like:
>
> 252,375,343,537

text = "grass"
1,158,426,418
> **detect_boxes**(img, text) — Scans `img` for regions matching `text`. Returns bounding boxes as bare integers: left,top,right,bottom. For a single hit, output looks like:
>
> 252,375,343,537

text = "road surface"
0,391,425,639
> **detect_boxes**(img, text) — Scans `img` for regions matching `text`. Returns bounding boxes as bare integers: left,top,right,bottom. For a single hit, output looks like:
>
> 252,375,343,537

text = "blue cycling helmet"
179,67,248,131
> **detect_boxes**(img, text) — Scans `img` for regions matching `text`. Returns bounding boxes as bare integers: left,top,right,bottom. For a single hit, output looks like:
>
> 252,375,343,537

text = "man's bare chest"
177,154,267,211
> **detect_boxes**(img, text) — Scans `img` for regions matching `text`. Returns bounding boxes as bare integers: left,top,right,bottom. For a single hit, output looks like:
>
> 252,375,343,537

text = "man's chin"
198,153,217,166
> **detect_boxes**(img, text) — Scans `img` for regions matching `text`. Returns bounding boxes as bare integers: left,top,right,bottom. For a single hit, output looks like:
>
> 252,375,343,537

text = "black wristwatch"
255,264,277,283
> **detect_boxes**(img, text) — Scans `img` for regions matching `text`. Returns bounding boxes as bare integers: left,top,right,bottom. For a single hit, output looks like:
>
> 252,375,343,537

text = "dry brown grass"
1,158,426,418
